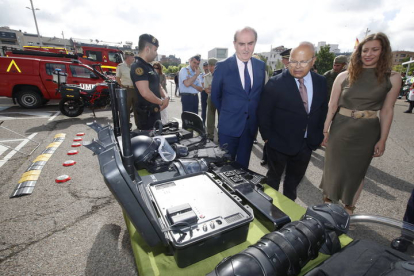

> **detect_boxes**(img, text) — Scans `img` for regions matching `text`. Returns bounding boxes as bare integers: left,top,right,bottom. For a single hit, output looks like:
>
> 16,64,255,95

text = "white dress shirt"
236,56,253,90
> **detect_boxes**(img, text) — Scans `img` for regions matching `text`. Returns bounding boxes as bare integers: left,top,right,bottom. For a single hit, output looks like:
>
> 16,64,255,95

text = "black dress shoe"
391,237,412,252
260,160,267,166
404,110,412,113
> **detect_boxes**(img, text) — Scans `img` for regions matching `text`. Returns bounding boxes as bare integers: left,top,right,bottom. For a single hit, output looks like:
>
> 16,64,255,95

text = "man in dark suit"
261,48,291,166
258,42,327,201
211,27,266,169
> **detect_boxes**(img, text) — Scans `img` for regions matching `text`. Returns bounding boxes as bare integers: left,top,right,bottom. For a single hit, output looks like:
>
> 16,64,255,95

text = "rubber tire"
59,99,84,117
16,89,43,109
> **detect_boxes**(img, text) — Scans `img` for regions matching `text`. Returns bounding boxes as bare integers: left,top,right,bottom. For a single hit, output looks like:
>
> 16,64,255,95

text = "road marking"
0,111,59,121
0,139,26,142
48,111,60,121
0,145,7,156
0,107,11,111
0,133,38,168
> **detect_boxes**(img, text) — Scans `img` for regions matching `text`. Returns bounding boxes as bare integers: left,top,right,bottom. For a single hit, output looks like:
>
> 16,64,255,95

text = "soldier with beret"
178,55,203,114
204,58,218,140
272,48,291,77
130,34,170,130
323,55,348,100
116,51,138,128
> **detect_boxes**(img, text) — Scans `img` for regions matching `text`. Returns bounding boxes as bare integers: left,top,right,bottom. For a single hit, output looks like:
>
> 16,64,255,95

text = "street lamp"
365,28,371,38
26,0,42,46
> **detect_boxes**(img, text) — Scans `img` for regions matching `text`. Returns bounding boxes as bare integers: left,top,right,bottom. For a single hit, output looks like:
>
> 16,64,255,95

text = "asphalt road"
0,80,413,275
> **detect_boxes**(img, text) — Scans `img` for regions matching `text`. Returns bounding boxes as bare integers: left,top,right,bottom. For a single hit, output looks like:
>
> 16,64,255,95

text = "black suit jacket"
258,69,328,155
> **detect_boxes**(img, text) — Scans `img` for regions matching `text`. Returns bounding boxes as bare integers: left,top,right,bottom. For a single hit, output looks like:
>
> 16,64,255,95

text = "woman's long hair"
153,61,164,75
348,32,392,85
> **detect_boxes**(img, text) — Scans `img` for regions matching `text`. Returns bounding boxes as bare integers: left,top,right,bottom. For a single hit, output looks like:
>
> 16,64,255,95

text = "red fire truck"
0,56,108,108
3,45,123,74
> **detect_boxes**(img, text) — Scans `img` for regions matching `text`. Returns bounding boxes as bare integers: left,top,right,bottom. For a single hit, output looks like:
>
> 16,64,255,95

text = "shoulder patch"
135,67,144,76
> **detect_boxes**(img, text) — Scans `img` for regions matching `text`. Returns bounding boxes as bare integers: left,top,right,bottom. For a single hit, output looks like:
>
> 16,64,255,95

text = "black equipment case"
148,173,254,267
87,125,254,267
60,85,81,100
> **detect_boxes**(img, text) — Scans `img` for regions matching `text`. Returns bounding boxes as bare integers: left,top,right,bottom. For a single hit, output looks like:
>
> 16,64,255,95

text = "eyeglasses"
288,57,315,67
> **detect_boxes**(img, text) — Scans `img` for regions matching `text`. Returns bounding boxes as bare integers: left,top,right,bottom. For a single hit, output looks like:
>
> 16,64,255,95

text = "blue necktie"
244,61,251,94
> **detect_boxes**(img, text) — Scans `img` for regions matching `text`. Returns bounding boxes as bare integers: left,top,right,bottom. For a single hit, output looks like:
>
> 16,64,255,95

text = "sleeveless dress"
319,68,392,205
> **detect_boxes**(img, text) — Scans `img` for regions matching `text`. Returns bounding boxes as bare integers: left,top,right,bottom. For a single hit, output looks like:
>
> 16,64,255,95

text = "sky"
1,0,413,62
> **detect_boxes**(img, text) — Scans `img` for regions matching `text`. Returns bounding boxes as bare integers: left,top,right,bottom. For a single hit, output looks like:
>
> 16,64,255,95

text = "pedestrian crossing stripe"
11,133,66,198
6,59,22,73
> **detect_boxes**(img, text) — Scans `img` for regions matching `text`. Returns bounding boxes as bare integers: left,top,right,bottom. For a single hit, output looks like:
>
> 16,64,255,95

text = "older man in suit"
211,27,266,169
258,42,328,201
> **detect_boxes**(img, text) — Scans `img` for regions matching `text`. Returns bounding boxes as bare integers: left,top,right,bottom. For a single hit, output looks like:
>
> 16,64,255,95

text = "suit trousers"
181,93,199,114
207,94,217,140
219,122,255,169
201,90,208,124
266,139,312,201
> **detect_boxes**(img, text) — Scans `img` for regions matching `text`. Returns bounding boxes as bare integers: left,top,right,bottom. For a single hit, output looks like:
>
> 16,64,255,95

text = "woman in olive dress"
320,33,401,214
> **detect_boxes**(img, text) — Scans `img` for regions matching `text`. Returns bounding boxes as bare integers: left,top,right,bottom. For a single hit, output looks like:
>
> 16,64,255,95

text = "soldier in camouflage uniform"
323,55,347,100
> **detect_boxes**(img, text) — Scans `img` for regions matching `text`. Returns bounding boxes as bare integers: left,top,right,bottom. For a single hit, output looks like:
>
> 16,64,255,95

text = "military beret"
334,55,348,64
208,58,218,66
280,48,291,59
139,34,159,47
203,62,208,66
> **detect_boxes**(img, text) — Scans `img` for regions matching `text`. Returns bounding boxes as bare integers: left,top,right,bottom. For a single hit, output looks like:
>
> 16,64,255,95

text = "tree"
315,45,335,75
165,65,179,74
275,59,283,70
254,54,272,78
401,57,414,75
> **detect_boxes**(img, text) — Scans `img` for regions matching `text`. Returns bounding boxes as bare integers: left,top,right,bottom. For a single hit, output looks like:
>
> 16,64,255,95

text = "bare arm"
116,77,121,85
135,80,168,110
373,72,402,157
321,71,348,146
